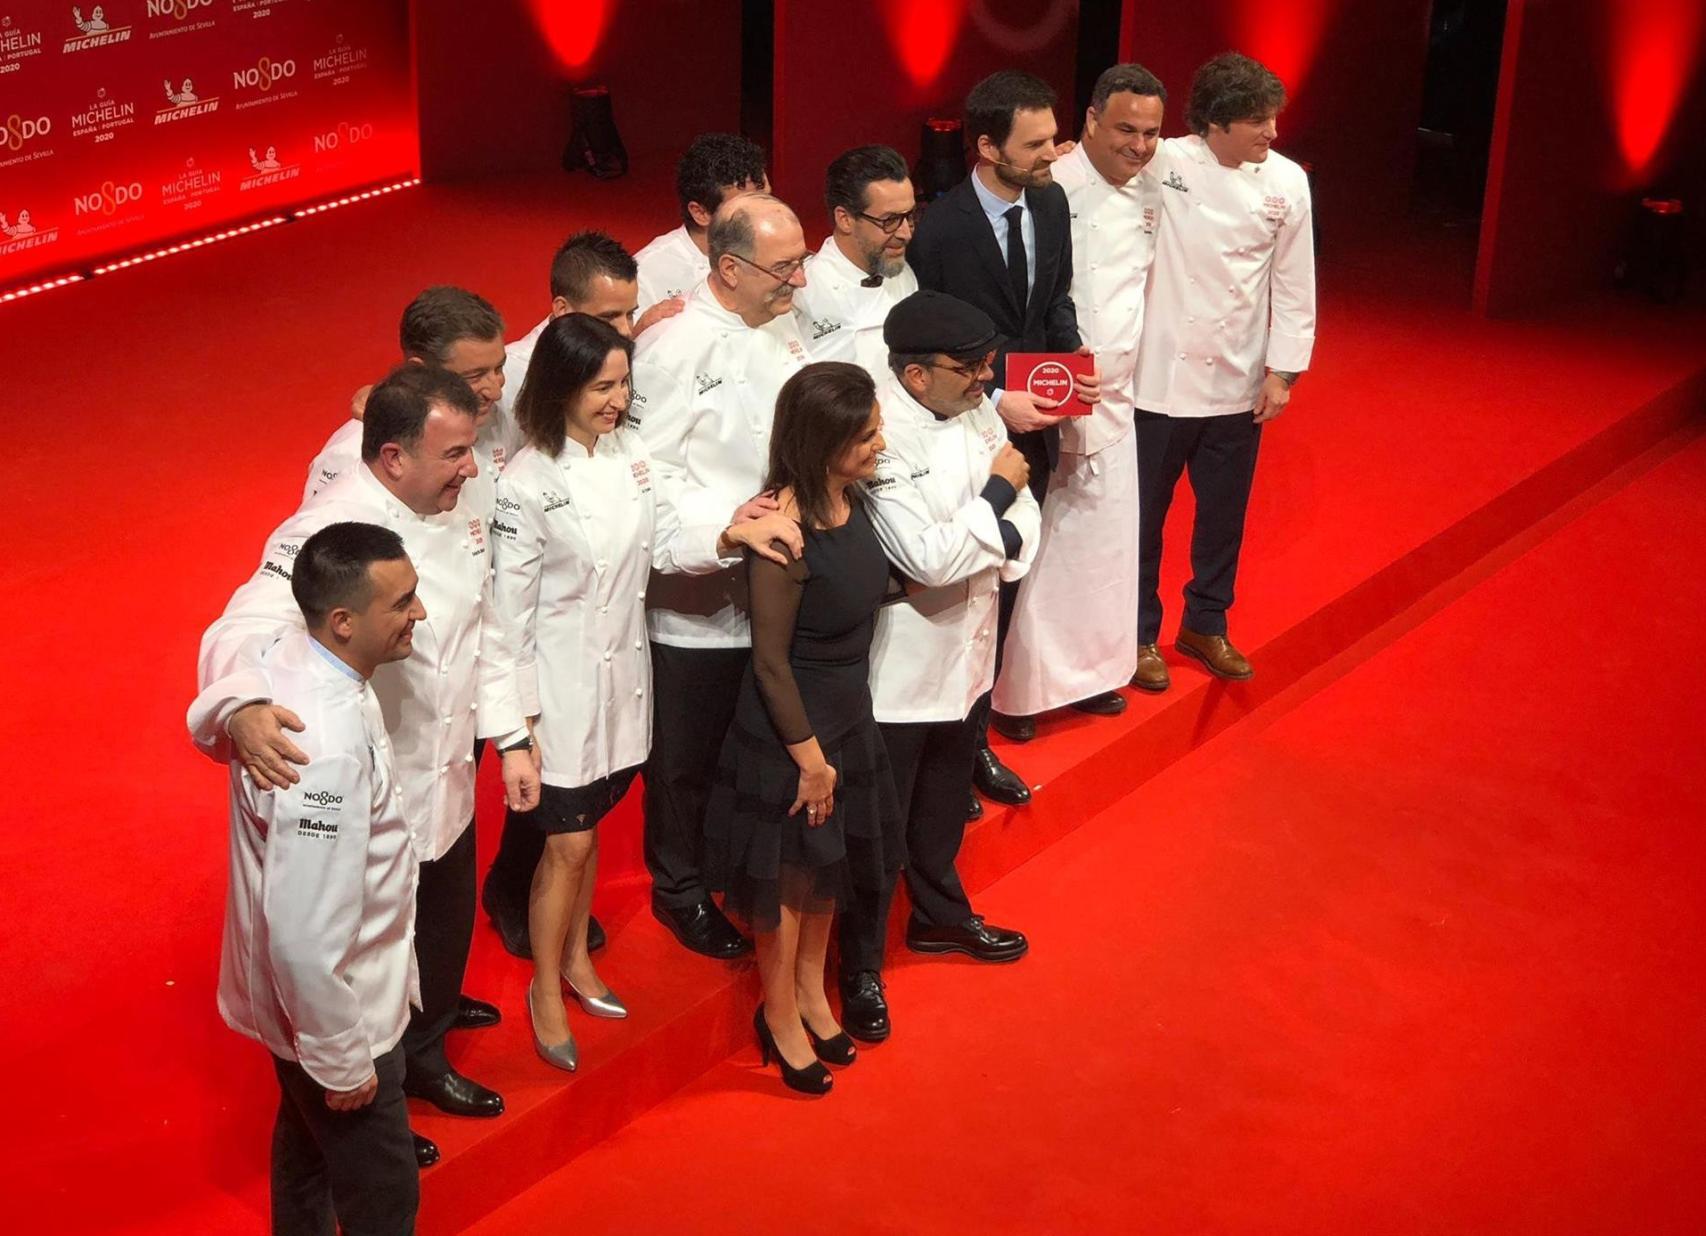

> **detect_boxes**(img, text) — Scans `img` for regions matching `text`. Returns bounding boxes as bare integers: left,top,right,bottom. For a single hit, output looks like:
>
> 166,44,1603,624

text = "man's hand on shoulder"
229,703,310,791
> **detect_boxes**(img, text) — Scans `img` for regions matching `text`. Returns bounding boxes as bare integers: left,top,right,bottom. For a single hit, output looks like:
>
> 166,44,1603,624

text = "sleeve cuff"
1267,333,1314,373
980,476,1017,518
294,1025,375,1093
997,519,1023,559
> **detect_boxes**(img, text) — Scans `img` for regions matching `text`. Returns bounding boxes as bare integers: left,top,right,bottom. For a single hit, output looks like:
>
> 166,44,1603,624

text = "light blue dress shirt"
969,169,1037,300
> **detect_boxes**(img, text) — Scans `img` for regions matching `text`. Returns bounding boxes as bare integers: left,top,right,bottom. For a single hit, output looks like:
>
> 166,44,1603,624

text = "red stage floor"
2,169,1703,1231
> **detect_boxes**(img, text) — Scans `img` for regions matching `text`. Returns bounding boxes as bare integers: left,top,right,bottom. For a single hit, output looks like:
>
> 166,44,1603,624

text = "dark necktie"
1004,204,1028,313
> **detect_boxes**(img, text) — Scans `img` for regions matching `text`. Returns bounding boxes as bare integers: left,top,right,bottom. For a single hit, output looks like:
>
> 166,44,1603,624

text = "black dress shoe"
990,711,1037,743
454,995,501,1031
838,970,891,1044
966,792,984,822
905,914,1029,963
482,881,532,960
586,913,607,953
403,1068,505,1118
1070,690,1128,717
652,897,752,959
412,1132,440,1169
973,746,1031,806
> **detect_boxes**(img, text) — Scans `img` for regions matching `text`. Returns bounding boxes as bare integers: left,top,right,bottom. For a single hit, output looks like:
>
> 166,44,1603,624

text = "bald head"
707,193,810,325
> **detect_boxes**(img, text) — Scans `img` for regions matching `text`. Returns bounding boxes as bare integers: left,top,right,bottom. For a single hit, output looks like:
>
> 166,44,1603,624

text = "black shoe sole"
973,781,1031,806
843,1020,891,1045
904,937,1029,963
1174,641,1254,680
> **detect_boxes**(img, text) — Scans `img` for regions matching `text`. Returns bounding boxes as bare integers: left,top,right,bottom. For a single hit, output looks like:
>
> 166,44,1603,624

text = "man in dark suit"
910,69,1100,803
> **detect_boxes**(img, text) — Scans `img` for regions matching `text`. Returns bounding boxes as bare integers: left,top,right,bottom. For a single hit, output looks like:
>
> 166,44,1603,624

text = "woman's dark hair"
514,314,634,456
1188,52,1286,136
763,362,878,531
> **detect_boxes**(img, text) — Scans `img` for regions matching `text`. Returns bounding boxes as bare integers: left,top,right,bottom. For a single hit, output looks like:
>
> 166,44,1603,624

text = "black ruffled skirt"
704,698,905,932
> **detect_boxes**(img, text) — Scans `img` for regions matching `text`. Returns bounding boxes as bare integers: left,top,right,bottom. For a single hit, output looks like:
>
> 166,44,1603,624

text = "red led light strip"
1,176,423,306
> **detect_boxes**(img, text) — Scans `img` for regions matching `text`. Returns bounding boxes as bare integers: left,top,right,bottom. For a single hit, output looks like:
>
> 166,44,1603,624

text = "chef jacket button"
1204,358,1213,366
599,605,608,615
636,591,646,600
442,716,452,726
460,541,468,549
1227,286,1235,294
634,640,644,650
439,668,449,677
602,652,612,662
463,754,474,764
1177,352,1186,359
596,560,608,570
634,688,644,698
640,540,650,550
469,702,476,711
440,764,449,774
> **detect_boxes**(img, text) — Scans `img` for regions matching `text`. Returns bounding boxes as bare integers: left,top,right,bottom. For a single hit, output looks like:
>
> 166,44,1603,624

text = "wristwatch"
1268,369,1300,388
498,735,534,754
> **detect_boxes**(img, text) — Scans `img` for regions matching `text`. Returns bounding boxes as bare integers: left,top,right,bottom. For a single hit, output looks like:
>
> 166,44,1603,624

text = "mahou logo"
233,54,295,93
1,112,50,152
73,177,143,217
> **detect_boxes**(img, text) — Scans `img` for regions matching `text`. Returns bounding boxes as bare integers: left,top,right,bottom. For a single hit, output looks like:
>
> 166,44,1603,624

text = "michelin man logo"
248,144,280,171
72,5,108,32
164,77,197,105
0,208,35,236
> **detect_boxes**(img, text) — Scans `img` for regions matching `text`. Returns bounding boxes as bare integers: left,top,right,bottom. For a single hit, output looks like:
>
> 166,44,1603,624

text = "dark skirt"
703,708,905,932
526,765,641,835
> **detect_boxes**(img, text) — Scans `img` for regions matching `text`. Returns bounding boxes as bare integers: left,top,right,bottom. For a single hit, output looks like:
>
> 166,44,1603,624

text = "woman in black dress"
704,361,904,1095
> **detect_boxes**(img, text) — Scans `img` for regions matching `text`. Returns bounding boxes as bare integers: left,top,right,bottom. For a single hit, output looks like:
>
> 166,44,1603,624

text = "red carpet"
2,170,1704,1231
469,431,1706,1236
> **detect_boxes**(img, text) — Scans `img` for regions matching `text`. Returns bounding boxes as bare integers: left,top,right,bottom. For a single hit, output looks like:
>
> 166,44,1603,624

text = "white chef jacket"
863,374,1042,724
790,235,919,378
213,630,422,1092
635,225,709,320
629,282,813,648
1135,135,1315,417
190,463,514,861
1053,143,1160,454
301,415,502,524
483,428,736,787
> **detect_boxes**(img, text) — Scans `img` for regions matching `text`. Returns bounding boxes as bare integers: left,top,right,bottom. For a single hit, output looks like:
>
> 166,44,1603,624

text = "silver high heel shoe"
563,973,628,1019
527,986,579,1072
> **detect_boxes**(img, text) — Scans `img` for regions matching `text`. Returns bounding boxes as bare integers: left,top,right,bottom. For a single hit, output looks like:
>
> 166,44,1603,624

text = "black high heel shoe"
754,1005,832,1095
803,1019,857,1066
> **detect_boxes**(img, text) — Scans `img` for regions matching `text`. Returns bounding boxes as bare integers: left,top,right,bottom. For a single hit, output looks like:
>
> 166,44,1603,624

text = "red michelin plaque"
1004,352,1094,414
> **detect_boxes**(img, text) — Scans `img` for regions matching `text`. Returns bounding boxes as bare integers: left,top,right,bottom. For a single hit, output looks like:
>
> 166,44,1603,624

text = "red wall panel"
0,0,417,285
413,0,742,182
771,0,1079,231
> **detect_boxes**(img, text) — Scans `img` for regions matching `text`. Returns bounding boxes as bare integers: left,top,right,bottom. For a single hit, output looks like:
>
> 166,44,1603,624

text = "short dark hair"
292,521,407,627
514,314,634,456
361,364,480,462
550,230,638,303
675,132,767,227
1188,52,1285,136
1090,63,1167,113
965,70,1057,151
398,286,504,363
763,362,878,531
824,144,910,219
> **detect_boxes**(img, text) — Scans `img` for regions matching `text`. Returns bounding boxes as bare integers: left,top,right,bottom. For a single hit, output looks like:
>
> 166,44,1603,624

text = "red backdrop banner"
0,0,417,284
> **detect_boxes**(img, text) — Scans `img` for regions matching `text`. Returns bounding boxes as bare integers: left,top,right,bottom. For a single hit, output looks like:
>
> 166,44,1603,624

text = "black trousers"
271,1044,418,1236
644,643,750,909
839,714,979,977
483,803,544,921
1134,409,1263,644
400,815,476,1080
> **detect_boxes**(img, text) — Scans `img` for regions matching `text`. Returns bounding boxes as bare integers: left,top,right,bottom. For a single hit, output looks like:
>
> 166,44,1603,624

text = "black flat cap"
883,290,999,358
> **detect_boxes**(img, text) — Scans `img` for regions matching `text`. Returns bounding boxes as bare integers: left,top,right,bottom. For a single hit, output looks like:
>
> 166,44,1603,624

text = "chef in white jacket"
480,231,686,958
190,365,534,1146
634,132,768,320
790,144,919,375
483,314,800,1071
835,292,1040,1045
303,287,508,526
629,192,812,960
1132,52,1316,686
994,65,1166,728
210,521,425,1235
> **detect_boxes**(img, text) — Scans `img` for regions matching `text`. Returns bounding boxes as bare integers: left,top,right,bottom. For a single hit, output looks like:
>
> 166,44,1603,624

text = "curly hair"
1187,52,1286,136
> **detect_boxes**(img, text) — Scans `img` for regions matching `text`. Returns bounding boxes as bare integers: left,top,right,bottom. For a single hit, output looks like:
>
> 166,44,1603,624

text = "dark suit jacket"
908,173,1082,473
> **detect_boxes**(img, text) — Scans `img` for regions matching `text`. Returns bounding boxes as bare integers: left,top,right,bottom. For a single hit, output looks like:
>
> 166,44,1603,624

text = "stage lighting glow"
881,0,967,90
0,275,86,304
1225,0,1340,95
1608,0,1704,180
529,0,612,74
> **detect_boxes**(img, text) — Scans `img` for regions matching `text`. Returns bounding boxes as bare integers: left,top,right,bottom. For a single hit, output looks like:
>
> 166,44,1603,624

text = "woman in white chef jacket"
488,314,799,1071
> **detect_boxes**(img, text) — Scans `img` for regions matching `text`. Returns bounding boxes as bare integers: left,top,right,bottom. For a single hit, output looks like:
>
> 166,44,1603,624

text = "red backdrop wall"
1118,0,1433,231
0,0,416,285
770,0,1080,230
413,0,742,182
1475,0,1706,315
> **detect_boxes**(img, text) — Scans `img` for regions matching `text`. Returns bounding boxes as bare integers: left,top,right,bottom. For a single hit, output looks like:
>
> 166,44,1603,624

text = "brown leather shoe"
1175,628,1253,680
1131,643,1171,692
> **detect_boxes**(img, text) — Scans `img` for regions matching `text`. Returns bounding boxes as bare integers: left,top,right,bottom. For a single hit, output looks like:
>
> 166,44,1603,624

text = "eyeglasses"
926,350,996,381
855,208,920,235
727,251,812,284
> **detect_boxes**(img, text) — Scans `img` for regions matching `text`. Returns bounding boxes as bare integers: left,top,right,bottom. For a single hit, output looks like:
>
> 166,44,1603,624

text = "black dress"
704,501,905,929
